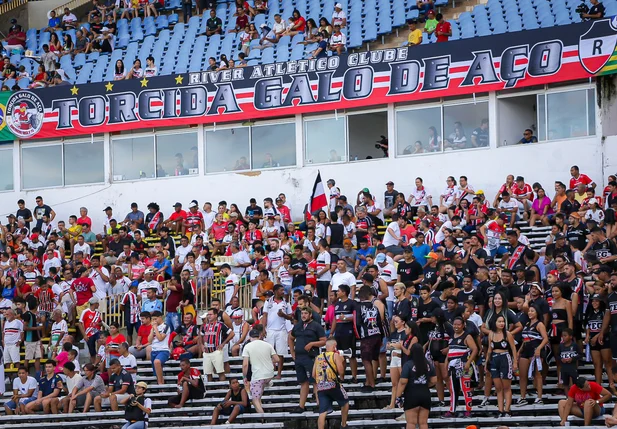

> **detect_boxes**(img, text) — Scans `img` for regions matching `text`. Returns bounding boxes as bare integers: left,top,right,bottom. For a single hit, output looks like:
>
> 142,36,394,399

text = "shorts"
589,333,610,351
5,396,37,410
385,245,404,255
316,280,330,300
583,405,605,417
390,354,402,368
489,246,509,258
611,331,617,360
101,393,130,407
221,404,246,415
404,385,431,410
550,322,567,345
489,352,513,380
265,329,288,355
25,341,43,360
3,344,20,364
75,392,94,408
151,350,170,373
318,386,349,414
223,343,230,363
561,369,578,386
295,355,315,383
359,335,382,362
203,350,224,375
520,342,545,360
430,350,447,364
334,329,356,357
76,303,89,319
250,378,271,400
126,320,141,338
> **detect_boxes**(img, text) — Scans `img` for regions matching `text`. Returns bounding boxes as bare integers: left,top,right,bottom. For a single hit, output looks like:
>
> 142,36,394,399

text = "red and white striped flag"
306,171,328,218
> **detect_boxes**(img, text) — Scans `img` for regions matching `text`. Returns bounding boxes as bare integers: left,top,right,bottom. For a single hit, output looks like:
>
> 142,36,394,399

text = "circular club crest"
6,91,44,138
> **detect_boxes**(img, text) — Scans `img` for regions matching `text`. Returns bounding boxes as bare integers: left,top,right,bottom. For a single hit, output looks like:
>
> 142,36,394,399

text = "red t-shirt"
169,210,187,222
435,21,451,42
278,206,292,224
185,210,203,230
570,173,594,191
78,216,92,227
294,16,306,32
211,221,228,241
245,229,263,244
512,183,534,201
71,277,95,306
79,309,102,338
106,333,127,357
177,367,201,385
137,324,153,345
568,381,603,407
236,14,249,30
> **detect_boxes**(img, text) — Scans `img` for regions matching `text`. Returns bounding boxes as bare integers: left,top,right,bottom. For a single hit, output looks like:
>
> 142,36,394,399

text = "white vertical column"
12,138,20,192
488,92,498,149
103,132,112,184
295,114,303,168
387,103,395,159
197,124,205,175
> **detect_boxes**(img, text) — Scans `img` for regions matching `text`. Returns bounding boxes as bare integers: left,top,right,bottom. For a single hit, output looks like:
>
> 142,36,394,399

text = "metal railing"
0,0,27,17
52,0,90,16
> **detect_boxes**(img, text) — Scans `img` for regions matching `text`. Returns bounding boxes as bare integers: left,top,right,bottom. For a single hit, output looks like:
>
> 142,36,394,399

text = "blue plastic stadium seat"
4,78,15,88
261,47,274,63
169,13,179,24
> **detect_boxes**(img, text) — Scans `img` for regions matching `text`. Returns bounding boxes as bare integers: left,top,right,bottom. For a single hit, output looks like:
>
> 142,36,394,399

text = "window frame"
154,129,200,178
111,133,156,182
345,107,389,163
21,141,64,190
0,144,14,192
303,113,348,166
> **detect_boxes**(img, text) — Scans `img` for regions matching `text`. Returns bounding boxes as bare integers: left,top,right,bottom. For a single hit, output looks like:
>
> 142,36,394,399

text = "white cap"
259,23,267,28
102,26,110,32
188,201,198,208
199,312,208,319
89,297,100,305
335,2,343,8
589,198,598,205
144,268,155,274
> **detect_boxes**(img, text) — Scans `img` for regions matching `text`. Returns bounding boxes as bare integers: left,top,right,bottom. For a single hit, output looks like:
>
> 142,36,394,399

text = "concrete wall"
0,2,28,38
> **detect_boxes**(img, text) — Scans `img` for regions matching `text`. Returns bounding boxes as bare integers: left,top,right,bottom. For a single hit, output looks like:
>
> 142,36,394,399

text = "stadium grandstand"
1,0,617,428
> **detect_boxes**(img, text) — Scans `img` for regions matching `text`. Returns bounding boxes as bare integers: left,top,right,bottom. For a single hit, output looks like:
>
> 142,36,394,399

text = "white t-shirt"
277,265,292,289
3,319,23,346
242,339,276,381
151,323,170,352
232,251,251,276
203,211,216,231
378,263,396,302
263,297,291,331
90,267,110,300
118,354,138,382
330,271,356,292
73,242,91,255
12,376,38,398
332,10,347,26
383,222,401,247
273,20,286,34
456,185,475,203
316,251,332,281
329,186,340,212
498,199,519,213
366,201,384,221
176,245,192,264
138,280,162,299
268,249,284,270
441,187,457,206
330,32,346,46
43,257,62,276
65,373,83,393
224,273,240,304
435,220,455,244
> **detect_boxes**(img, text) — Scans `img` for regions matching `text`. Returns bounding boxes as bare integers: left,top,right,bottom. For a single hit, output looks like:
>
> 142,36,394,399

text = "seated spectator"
258,24,277,48
207,56,218,71
62,8,78,30
272,14,286,40
45,11,62,32
238,25,253,55
120,0,138,20
581,0,605,20
94,358,135,411
471,118,489,147
299,18,319,44
219,54,230,69
60,34,74,57
319,17,333,36
120,381,152,429
129,311,153,360
444,122,467,150
24,360,63,414
332,3,347,28
559,377,610,426
67,363,106,413
73,30,89,56
529,188,554,226
329,25,346,55
210,378,249,425
114,59,126,80
407,19,423,46
4,24,26,53
4,366,38,415
125,59,143,79
142,0,159,18
416,0,434,18
32,65,47,87
1,57,16,80
149,310,171,385
56,361,82,413
250,0,268,17
228,7,250,33
283,9,306,37
308,31,328,59
168,358,206,408
205,10,223,36
519,128,538,144
91,27,115,53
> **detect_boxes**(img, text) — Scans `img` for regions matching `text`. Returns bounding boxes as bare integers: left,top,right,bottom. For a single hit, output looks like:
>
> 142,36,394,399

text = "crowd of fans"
1,165,617,427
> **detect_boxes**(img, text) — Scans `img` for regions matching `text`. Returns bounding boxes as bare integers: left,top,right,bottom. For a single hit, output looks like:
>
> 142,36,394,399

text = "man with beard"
355,285,385,391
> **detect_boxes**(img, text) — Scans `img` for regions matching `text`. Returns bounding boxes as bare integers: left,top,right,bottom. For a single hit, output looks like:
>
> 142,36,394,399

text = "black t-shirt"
591,239,617,269
110,369,135,394
108,238,130,257
16,208,32,228
479,280,501,307
457,288,483,308
567,224,588,251
495,283,522,303
423,267,438,285
529,297,550,319
472,127,489,147
22,311,40,342
245,205,263,219
90,22,103,34
397,260,424,283
560,199,581,216
290,258,308,287
33,204,52,228
608,292,617,333
161,236,176,258
417,298,440,343
467,248,487,275
589,2,605,18
328,223,344,249
384,190,398,209
206,17,222,30
291,319,325,357
558,341,581,373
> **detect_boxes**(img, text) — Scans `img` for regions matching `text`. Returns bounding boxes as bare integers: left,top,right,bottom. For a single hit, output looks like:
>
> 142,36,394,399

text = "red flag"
306,171,328,218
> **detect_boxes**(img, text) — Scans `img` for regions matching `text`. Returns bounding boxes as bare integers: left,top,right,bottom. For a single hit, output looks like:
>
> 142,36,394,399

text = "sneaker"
395,414,406,421
436,401,446,408
515,398,528,406
442,412,455,419
503,412,512,417
361,385,374,393
461,411,471,418
290,406,305,414
534,398,544,404
479,397,489,407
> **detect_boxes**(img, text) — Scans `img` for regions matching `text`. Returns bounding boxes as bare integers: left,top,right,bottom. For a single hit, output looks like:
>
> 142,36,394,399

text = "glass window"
305,118,346,164
22,145,62,189
587,88,596,135
537,94,546,141
156,132,198,178
443,101,489,151
0,145,13,191
205,127,250,173
64,141,104,185
251,123,296,169
396,107,442,155
348,111,388,161
546,89,591,140
497,95,537,146
112,136,155,181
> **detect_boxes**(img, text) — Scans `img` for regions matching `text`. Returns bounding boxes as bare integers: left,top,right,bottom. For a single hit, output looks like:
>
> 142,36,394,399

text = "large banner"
5,19,617,140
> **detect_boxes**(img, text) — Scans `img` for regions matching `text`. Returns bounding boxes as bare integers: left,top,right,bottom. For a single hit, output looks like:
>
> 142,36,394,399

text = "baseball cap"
103,206,112,211
428,9,435,15
589,198,598,205
249,328,260,338
199,312,208,319
426,251,438,260
591,293,603,301
498,214,508,221
476,190,484,195
403,246,413,253
362,187,370,193
136,381,148,389
386,181,394,186
335,2,343,7
548,269,559,277
102,26,110,32
89,297,100,305
529,282,544,294
569,212,581,219
188,201,198,208
555,233,566,240
31,233,39,240
144,268,155,274
6,214,15,219
173,202,182,208
375,253,386,263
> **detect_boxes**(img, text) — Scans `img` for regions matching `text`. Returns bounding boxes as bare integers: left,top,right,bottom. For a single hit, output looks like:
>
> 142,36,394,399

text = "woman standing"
444,317,478,418
486,315,518,417
425,308,452,407
386,315,407,409
516,305,549,405
396,343,436,429
585,294,614,391
549,284,572,391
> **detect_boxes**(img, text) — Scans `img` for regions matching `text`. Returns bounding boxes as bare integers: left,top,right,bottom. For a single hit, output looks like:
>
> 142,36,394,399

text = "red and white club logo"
579,19,617,74
6,91,45,138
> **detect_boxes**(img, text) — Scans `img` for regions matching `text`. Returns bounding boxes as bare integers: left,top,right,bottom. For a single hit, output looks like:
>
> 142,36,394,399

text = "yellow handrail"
0,0,27,16
53,0,91,16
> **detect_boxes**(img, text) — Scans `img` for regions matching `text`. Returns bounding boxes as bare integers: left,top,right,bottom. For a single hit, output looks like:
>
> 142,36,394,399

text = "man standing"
199,308,234,382
242,329,279,413
330,259,357,299
356,286,385,391
89,256,110,314
2,309,23,368
327,179,340,219
288,306,327,413
330,284,358,382
77,297,102,364
220,264,239,305
262,284,292,379
313,339,349,429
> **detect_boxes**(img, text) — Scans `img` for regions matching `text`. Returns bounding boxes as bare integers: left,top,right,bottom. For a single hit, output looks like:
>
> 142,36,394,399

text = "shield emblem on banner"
579,19,617,74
